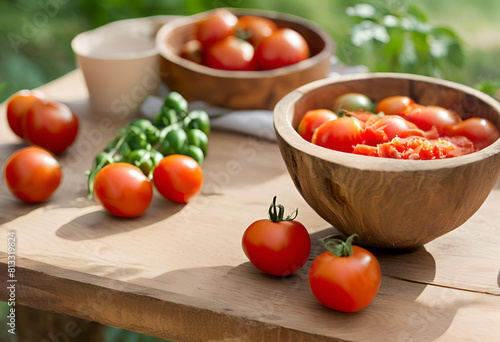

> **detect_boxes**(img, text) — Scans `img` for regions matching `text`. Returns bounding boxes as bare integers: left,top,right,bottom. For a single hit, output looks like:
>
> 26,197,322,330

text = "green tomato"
129,119,159,144
183,145,204,166
159,127,188,156
154,107,178,128
185,110,210,135
114,142,131,162
164,92,188,113
186,129,208,156
332,93,374,112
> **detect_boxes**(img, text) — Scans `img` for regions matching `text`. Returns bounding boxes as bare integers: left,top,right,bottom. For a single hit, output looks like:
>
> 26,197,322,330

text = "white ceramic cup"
71,16,179,118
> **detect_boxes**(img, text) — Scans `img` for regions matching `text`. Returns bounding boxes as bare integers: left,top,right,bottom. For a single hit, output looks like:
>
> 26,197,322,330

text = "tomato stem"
321,234,358,257
268,196,298,222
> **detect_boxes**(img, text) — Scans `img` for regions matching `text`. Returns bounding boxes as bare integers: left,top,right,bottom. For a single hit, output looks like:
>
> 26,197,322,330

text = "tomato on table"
23,99,79,154
153,155,203,204
196,9,238,49
297,109,337,142
309,235,381,312
4,146,62,203
312,116,364,153
445,117,500,150
254,28,309,70
94,163,153,217
375,96,415,116
205,36,256,71
332,93,374,112
6,89,45,138
242,196,311,276
235,16,277,47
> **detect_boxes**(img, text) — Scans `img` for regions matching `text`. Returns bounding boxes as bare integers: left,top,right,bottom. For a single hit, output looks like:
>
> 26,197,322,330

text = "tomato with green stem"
309,234,381,312
93,163,153,217
235,16,277,47
297,109,337,142
242,196,311,276
196,9,238,49
153,155,203,203
4,146,62,203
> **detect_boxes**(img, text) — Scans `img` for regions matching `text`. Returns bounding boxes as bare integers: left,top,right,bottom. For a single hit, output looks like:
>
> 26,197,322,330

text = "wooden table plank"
1,70,500,341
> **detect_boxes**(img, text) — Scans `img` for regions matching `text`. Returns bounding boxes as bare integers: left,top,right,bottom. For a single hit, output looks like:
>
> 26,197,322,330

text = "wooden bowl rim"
274,72,500,172
155,8,335,79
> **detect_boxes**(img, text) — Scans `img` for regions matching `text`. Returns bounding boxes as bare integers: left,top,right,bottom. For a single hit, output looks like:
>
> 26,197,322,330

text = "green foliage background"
1,0,500,340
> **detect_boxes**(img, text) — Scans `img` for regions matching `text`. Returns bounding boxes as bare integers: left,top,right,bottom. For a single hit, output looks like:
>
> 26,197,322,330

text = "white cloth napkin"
140,57,368,142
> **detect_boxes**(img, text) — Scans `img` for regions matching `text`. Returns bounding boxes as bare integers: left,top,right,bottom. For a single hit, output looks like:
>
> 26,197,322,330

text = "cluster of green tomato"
87,92,210,198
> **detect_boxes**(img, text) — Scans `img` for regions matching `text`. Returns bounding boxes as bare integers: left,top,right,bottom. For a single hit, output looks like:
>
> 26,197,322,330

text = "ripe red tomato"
403,105,462,134
205,36,256,71
4,146,62,203
363,115,425,145
312,116,364,153
309,235,381,312
23,99,79,154
445,117,500,150
235,16,277,47
94,163,153,217
375,96,414,116
196,9,238,49
254,28,309,70
297,109,337,142
6,89,45,138
153,155,203,204
242,197,311,276
333,93,374,112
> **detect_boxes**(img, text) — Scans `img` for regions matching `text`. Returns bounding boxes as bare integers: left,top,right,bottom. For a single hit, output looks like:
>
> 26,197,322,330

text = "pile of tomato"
298,93,500,159
180,9,310,71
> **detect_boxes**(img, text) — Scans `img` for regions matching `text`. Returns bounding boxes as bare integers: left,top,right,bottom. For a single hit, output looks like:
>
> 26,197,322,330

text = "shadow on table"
55,196,184,241
140,253,469,342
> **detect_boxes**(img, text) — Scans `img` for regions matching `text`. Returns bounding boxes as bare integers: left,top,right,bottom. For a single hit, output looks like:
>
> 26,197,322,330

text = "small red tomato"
196,9,238,49
363,115,425,145
235,16,277,47
153,155,203,204
309,235,381,312
312,116,364,153
23,99,79,154
254,28,309,70
94,163,153,217
6,89,45,138
4,146,62,203
242,196,311,276
297,109,338,142
403,105,462,134
205,36,256,71
375,96,415,115
445,117,500,150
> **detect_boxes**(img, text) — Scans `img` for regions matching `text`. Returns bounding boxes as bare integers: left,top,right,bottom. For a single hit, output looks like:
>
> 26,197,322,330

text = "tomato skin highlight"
153,155,203,204
312,116,364,153
254,28,309,70
297,109,337,142
196,9,238,49
308,246,381,312
242,219,311,276
94,163,153,217
375,96,414,116
7,90,45,138
4,146,62,203
445,117,500,150
23,99,79,154
205,36,256,71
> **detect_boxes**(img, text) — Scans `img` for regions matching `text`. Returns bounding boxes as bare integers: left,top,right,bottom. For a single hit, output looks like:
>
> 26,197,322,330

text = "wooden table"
1,70,500,341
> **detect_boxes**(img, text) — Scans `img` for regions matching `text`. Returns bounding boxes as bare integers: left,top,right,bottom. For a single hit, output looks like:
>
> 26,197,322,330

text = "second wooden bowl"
156,8,334,110
274,73,500,249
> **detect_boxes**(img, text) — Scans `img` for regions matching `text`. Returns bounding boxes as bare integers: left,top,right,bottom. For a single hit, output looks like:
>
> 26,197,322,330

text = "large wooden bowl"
274,73,500,249
156,8,334,110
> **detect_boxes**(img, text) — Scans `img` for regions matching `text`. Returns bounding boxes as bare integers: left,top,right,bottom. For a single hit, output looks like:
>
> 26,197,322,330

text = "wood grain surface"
0,70,500,341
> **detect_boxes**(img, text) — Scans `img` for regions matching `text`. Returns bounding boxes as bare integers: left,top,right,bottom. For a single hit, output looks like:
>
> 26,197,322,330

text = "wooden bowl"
155,8,334,110
274,73,500,249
